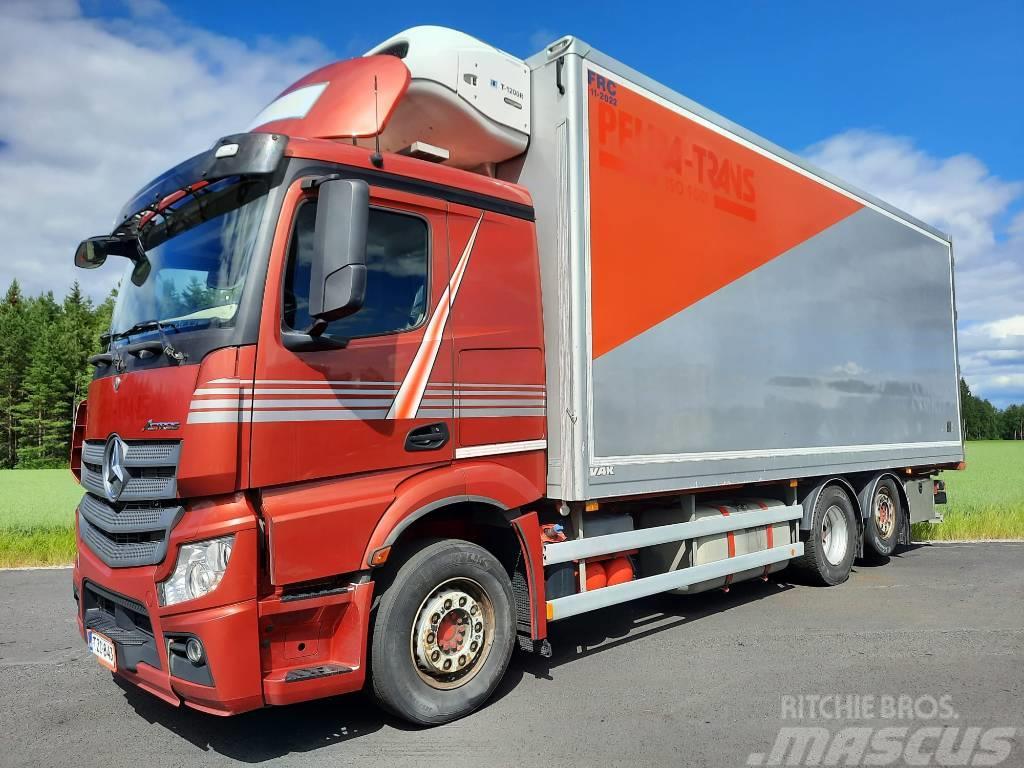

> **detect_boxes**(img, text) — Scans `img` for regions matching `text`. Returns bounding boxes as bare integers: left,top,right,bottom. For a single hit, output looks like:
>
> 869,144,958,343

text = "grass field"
0,469,82,567
0,443,1021,566
910,441,1024,541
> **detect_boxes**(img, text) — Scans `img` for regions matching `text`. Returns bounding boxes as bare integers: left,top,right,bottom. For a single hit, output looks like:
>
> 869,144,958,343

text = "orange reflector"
584,501,600,512
789,479,798,488
369,546,391,566
904,467,913,475
546,602,554,620
956,462,966,471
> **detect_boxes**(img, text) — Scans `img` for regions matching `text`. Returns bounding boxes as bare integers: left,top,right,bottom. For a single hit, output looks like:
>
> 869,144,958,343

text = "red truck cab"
73,51,549,723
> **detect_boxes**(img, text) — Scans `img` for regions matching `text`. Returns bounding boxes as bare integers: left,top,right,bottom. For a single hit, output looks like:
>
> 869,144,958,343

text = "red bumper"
74,519,265,715
73,494,374,715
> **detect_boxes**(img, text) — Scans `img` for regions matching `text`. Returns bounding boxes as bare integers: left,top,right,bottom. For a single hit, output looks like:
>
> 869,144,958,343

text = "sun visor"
249,56,411,139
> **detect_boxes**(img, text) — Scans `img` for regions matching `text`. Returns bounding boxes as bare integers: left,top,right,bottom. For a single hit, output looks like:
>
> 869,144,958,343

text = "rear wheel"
863,477,901,559
793,485,858,586
370,539,515,725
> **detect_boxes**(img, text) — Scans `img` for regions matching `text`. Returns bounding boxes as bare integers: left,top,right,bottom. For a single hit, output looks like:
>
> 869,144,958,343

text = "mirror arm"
300,174,343,191
281,330,349,353
306,317,330,338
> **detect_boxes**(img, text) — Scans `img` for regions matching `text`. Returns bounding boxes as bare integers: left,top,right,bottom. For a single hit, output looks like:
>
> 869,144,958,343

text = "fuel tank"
640,498,792,594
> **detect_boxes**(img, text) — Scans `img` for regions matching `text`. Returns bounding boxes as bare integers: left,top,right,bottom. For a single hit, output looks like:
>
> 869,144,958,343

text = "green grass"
0,443,1021,566
0,469,81,567
912,441,1024,541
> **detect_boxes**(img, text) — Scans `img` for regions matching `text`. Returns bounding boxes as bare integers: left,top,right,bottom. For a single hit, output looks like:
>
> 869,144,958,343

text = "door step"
284,664,354,683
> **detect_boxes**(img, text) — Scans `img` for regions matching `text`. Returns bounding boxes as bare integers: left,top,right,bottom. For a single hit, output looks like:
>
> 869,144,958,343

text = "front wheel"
370,539,515,725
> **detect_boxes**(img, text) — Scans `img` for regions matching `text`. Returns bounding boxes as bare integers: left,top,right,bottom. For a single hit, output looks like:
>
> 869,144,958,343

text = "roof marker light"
215,143,240,159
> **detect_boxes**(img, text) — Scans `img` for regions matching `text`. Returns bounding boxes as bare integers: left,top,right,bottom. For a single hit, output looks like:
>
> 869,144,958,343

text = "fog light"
185,637,204,665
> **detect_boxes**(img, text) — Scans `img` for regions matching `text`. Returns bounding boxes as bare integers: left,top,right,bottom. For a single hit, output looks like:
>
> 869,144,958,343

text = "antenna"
370,75,383,168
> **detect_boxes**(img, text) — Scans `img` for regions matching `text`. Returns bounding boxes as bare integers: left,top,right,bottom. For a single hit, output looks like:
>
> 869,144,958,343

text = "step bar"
546,541,803,621
543,504,804,565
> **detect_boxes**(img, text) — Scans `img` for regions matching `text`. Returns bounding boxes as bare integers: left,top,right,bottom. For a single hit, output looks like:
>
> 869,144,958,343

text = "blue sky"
3,1,1024,405
157,0,1024,182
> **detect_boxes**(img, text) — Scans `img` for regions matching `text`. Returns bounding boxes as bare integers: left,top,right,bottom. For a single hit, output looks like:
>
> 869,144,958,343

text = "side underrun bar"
547,542,803,620
543,504,803,565
543,503,804,621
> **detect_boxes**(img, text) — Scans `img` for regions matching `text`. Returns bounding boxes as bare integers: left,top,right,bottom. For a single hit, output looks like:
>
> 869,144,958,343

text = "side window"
283,201,429,338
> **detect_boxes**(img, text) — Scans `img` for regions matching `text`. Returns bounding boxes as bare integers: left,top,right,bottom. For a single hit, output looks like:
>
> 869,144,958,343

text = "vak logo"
590,465,615,477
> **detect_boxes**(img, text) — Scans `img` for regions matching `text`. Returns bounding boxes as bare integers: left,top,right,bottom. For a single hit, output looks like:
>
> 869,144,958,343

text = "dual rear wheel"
794,478,904,585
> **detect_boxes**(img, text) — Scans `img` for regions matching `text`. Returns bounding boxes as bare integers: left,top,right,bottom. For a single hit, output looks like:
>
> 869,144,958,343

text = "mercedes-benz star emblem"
102,434,128,502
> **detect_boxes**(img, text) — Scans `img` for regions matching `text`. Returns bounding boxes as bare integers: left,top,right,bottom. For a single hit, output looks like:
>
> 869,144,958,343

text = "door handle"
405,423,450,452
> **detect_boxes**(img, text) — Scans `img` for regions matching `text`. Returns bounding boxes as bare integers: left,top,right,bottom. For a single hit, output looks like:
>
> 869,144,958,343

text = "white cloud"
981,315,1024,339
832,361,867,377
807,130,1024,407
0,0,332,298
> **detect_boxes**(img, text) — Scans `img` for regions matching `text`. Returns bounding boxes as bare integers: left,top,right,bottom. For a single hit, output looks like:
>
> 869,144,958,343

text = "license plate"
86,629,117,672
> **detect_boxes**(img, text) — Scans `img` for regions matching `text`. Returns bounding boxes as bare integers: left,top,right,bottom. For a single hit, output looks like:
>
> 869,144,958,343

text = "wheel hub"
874,489,895,538
413,586,487,679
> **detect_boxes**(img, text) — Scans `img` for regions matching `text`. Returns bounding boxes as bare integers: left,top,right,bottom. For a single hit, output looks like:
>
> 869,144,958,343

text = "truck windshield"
109,178,270,337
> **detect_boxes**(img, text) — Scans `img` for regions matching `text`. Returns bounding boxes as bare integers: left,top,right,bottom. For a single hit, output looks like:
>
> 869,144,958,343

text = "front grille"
79,495,182,568
77,437,183,568
80,438,180,502
81,439,180,466
83,581,160,672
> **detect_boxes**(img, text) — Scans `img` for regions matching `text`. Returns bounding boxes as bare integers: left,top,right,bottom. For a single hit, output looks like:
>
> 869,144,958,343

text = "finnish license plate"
86,629,116,672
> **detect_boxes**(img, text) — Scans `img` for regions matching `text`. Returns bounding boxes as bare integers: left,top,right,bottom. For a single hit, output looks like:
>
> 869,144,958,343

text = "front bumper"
73,493,376,715
73,495,264,716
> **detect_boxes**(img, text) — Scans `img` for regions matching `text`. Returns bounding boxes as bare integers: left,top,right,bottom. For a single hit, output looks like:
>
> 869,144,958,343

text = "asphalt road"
1,543,1022,767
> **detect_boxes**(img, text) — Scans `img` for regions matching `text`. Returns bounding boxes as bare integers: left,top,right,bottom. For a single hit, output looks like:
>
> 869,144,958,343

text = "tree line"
0,280,1021,469
960,378,1024,441
0,281,114,468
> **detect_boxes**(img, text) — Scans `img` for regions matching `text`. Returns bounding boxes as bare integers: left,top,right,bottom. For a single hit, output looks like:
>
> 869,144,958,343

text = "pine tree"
0,281,31,467
11,292,67,467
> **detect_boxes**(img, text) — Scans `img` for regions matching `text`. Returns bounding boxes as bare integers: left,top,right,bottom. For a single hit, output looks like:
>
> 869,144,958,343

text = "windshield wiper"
98,320,188,366
103,319,178,343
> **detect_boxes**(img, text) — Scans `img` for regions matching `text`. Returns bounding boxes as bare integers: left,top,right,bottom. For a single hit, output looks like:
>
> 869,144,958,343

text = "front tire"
793,485,858,586
370,539,515,725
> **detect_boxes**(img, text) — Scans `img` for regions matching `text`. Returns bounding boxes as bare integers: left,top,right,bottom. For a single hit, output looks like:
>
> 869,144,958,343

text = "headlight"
157,535,234,607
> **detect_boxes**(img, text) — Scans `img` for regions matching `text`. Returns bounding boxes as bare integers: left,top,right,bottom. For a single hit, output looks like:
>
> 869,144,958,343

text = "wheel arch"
856,472,911,522
363,464,547,640
798,476,862,531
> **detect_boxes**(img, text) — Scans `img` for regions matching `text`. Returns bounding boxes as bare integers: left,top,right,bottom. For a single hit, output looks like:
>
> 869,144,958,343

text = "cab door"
249,180,453,489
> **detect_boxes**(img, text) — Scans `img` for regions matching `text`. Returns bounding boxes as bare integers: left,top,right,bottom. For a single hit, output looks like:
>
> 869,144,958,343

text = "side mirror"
307,179,369,335
74,235,151,286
